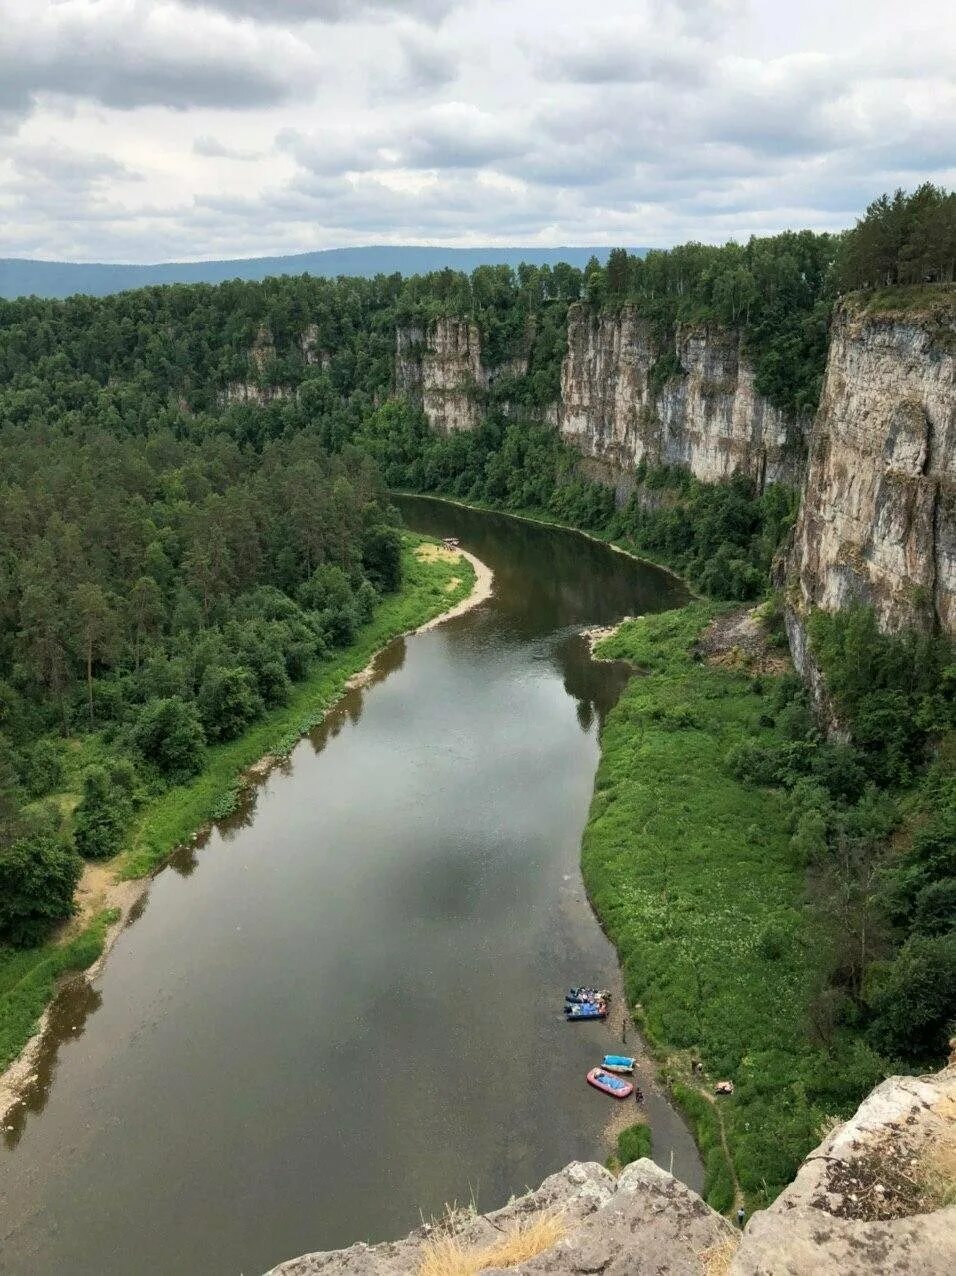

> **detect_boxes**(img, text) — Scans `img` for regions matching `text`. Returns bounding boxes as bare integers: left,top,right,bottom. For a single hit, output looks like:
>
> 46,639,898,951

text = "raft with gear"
587,1067,634,1099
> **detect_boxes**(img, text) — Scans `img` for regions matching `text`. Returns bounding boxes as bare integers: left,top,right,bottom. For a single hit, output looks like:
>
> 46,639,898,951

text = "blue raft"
565,1001,607,1021
602,1054,635,1074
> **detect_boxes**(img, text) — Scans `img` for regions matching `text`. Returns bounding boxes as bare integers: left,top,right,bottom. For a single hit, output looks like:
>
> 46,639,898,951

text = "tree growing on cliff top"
837,184,956,289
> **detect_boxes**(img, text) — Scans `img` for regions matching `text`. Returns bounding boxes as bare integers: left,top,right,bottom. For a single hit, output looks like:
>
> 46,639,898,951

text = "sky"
0,0,953,262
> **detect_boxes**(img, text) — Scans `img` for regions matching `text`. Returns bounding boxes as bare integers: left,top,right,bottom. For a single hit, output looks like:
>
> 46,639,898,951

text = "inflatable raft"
602,1054,635,1074
565,1002,607,1021
587,1067,634,1099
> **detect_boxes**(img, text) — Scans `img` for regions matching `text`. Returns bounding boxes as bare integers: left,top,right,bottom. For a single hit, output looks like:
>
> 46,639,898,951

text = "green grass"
0,909,119,1072
121,534,473,878
615,1121,653,1167
671,1083,735,1214
850,283,955,316
583,604,883,1211
0,535,473,1078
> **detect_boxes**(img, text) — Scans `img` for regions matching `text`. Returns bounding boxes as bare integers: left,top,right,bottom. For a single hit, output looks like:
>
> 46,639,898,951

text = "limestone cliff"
395,317,527,434
395,306,806,486
784,292,956,639
558,304,808,490
269,1065,954,1275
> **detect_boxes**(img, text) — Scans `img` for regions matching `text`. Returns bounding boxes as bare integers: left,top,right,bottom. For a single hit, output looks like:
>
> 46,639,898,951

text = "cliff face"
559,304,808,490
785,295,956,637
395,317,529,434
269,1065,955,1276
395,308,806,489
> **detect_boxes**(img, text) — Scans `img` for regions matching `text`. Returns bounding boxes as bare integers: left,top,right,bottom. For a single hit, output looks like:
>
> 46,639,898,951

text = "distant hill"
0,246,649,301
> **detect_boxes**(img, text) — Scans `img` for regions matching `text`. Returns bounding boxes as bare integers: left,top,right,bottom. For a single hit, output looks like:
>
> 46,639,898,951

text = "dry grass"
922,1136,956,1210
418,1210,566,1276
697,1235,739,1276
815,1113,844,1143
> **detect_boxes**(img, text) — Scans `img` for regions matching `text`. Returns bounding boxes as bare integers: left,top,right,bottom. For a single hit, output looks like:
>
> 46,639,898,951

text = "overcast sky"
0,0,953,262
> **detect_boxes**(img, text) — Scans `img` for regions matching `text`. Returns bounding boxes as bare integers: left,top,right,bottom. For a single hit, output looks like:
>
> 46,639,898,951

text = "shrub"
0,831,82,947
197,666,263,743
72,765,129,860
17,739,65,799
132,696,206,780
616,1122,653,1167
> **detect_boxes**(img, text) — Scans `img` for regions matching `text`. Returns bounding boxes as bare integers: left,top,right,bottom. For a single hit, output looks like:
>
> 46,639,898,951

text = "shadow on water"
0,495,699,1276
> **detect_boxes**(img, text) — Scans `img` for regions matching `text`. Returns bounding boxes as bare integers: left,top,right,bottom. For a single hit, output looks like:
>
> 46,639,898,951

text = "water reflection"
3,978,103,1150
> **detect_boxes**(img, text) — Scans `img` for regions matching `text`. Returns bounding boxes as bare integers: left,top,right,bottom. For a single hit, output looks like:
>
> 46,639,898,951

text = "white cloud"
0,0,953,260
0,1,315,127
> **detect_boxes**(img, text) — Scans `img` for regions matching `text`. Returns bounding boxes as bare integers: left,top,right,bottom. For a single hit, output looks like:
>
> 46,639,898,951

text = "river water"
0,497,699,1275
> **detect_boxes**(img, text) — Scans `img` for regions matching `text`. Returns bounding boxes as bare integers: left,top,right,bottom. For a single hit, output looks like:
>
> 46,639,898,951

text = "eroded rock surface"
785,293,955,637
731,1065,956,1275
559,304,807,490
266,1160,733,1275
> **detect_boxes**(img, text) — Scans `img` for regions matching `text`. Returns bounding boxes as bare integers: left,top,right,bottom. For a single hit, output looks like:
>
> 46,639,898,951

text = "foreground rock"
269,1064,955,1274
266,1160,735,1275
731,1065,956,1275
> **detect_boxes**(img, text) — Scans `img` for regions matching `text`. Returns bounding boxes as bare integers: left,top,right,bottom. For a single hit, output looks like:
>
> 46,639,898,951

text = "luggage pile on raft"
563,987,610,1020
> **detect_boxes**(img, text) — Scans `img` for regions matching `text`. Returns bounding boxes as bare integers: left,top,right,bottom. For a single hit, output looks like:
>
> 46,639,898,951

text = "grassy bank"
583,605,880,1211
0,535,474,1079
0,908,119,1071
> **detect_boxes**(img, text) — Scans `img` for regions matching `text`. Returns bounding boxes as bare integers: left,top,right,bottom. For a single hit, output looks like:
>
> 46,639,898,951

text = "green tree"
0,830,82,947
131,696,206,780
73,765,129,860
71,582,120,725
866,932,956,1060
197,666,263,742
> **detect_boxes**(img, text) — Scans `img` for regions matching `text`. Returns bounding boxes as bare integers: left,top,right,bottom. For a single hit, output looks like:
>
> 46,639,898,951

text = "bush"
197,666,263,743
132,696,206,780
866,932,956,1060
615,1122,652,1167
0,831,82,947
73,765,129,860
17,739,65,799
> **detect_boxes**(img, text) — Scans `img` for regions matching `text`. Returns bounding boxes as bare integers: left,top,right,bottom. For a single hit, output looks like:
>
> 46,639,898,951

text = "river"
0,497,700,1275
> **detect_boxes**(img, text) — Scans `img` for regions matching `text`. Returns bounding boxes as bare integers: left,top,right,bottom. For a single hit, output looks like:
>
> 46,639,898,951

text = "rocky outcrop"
558,305,807,491
395,317,530,434
269,1065,955,1275
785,293,956,636
396,318,486,433
731,1064,956,1275
267,1159,735,1275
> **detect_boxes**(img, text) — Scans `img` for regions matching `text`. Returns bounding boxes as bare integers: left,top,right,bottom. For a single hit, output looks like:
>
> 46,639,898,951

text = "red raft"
587,1067,634,1100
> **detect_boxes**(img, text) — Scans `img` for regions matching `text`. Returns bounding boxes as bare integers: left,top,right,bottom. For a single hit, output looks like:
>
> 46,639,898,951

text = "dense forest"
0,418,403,943
0,188,952,1155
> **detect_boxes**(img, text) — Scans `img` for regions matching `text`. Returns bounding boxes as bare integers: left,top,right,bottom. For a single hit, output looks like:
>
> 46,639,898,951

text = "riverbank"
581,603,882,1213
0,535,489,1123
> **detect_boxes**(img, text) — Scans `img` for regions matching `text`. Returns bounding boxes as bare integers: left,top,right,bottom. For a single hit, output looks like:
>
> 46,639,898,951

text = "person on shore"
737,1207,746,1229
